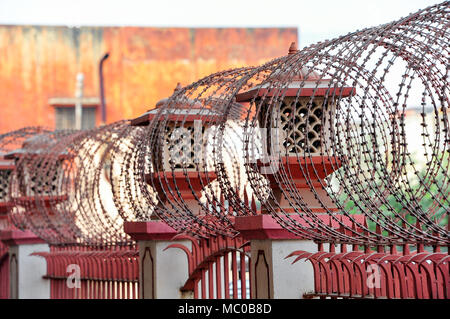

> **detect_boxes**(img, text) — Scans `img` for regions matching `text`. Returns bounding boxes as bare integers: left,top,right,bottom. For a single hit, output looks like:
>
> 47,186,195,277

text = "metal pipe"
99,53,110,125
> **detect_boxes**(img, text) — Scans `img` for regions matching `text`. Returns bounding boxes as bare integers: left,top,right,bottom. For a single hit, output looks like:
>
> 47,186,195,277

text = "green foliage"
337,151,449,233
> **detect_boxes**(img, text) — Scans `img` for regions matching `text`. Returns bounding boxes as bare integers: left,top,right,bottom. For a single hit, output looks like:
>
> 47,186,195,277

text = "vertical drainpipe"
99,53,110,126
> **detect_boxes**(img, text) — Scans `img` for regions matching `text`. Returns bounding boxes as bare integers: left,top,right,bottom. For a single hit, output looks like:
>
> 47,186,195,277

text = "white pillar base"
138,239,191,299
251,239,317,299
8,242,50,299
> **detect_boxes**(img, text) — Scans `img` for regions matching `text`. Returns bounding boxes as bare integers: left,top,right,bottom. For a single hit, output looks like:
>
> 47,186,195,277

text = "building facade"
0,25,297,132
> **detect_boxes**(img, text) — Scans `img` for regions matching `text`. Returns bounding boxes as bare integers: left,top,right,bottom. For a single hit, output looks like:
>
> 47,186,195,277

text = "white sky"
0,0,440,47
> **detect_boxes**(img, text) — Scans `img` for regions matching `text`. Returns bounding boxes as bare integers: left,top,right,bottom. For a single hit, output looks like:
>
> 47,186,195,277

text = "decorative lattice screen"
260,97,328,155
158,123,206,171
15,164,62,196
0,169,11,202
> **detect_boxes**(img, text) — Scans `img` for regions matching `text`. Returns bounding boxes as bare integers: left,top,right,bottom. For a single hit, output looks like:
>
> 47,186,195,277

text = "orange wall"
0,25,297,132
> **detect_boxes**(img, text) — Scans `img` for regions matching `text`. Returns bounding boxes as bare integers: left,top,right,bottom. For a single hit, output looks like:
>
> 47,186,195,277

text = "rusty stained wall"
0,25,298,132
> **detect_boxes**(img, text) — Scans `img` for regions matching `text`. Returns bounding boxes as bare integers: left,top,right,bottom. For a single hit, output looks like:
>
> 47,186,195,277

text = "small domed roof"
275,42,321,81
130,83,221,126
154,83,203,109
4,133,69,159
235,42,355,102
270,66,322,82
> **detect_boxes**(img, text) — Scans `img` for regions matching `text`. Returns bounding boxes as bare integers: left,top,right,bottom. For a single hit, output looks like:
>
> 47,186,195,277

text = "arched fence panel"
166,234,251,299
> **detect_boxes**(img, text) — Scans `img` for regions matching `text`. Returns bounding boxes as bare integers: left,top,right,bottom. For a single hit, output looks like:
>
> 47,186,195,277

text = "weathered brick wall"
0,26,297,131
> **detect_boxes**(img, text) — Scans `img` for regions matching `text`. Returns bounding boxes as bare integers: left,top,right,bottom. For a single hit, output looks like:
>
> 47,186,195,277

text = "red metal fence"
0,241,8,299
166,234,251,299
30,235,252,300
287,243,449,299
32,245,139,299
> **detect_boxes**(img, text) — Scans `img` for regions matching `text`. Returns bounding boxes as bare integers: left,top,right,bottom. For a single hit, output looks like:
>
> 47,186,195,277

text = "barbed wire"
0,1,448,246
135,1,449,245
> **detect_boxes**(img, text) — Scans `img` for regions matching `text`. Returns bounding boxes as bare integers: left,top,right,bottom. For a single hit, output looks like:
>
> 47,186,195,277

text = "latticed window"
165,124,195,169
0,169,12,202
259,97,330,155
30,163,60,195
155,123,206,171
14,161,63,196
